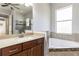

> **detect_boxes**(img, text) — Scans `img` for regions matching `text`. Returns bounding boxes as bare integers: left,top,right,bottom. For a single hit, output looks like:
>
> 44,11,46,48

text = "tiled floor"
49,51,79,56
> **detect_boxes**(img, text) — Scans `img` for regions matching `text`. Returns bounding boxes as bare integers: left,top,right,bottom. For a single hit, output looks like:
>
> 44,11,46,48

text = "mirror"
0,3,33,35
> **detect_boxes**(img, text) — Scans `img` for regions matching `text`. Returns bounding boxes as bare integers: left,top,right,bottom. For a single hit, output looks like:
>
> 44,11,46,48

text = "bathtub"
49,38,79,49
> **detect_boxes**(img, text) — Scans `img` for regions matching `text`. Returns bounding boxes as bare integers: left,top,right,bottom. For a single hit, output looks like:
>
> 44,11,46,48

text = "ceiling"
0,3,32,16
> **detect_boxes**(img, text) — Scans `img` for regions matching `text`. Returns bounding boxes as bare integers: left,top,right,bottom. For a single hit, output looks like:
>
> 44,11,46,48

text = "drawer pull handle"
9,49,18,53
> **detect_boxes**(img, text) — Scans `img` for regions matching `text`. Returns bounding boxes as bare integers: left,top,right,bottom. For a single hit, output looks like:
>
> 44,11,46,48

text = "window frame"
55,5,72,34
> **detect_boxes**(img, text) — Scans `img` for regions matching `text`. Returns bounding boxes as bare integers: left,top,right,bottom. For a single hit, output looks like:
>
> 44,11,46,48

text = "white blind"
56,5,72,34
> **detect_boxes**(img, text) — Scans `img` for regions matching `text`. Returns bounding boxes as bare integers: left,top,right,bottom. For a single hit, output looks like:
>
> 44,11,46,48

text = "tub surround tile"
50,32,79,42
72,33,79,42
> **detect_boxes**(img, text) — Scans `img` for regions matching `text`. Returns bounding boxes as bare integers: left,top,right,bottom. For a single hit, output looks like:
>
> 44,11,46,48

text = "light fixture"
24,3,32,7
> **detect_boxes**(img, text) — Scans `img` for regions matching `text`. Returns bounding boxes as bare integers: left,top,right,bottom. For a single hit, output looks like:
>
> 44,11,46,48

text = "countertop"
0,33,45,49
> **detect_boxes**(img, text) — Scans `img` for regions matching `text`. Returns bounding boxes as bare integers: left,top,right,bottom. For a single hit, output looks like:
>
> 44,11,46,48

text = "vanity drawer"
2,44,22,56
0,49,1,56
23,40,37,50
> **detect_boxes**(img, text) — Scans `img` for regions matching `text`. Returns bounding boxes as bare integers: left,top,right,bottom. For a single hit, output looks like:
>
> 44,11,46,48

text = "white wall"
50,4,55,32
72,4,79,33
33,3,50,32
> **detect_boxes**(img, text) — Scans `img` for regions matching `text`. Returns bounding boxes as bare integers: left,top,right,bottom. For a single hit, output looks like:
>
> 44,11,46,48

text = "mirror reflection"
0,3,33,35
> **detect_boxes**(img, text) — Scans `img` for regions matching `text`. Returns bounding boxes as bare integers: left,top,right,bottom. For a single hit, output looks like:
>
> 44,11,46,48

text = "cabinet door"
36,44,43,56
31,44,43,56
32,46,37,56
23,40,37,50
0,49,1,56
30,48,33,56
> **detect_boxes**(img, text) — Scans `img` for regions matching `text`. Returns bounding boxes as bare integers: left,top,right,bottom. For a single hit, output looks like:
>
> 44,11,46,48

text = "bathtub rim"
49,48,79,52
49,38,79,50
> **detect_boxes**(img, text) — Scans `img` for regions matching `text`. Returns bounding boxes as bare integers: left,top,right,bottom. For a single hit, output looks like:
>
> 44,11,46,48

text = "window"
56,5,72,34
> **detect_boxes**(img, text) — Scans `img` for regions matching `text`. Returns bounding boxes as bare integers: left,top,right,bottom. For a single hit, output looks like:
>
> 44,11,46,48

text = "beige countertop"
0,33,45,49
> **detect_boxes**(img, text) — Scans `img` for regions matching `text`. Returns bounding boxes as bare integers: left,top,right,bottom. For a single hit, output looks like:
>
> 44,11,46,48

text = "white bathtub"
49,38,79,49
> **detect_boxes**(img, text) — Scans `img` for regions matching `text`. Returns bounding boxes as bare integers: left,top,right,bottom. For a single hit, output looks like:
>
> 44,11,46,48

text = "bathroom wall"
32,3,50,32
72,4,79,42
73,4,79,33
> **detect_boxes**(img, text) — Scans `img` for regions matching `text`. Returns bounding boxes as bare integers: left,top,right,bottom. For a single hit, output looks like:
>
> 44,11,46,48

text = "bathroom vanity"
0,49,1,55
0,33,44,56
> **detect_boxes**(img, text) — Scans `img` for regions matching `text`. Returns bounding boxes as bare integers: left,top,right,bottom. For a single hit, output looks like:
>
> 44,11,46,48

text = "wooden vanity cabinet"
1,37,44,56
14,38,44,56
15,44,43,56
0,49,1,56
